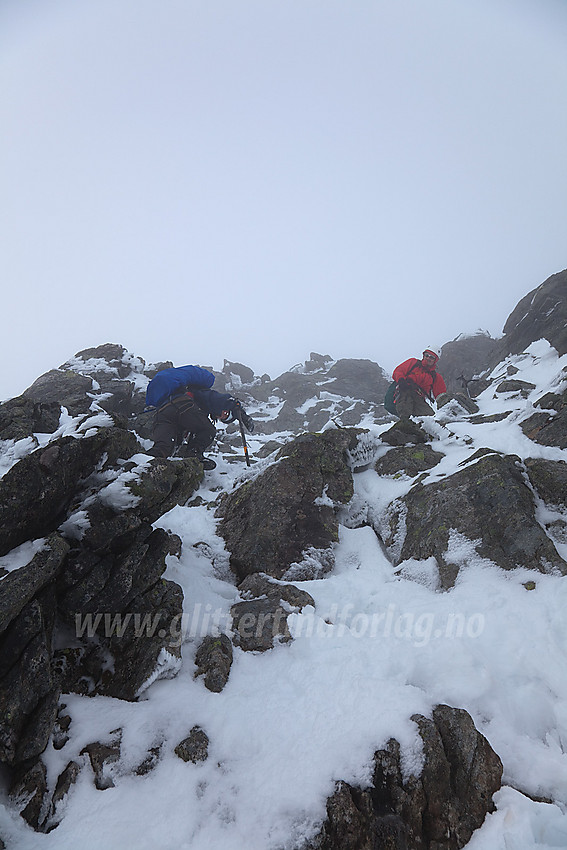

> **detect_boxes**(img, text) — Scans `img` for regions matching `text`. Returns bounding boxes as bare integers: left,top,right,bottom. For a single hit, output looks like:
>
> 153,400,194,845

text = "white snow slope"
2,339,567,849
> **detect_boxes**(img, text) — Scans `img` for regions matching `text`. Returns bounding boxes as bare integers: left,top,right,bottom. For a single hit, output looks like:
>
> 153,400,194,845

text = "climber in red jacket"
392,346,447,418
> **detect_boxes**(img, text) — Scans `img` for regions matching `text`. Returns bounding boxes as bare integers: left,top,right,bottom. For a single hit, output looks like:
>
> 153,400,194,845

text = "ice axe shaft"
238,417,251,466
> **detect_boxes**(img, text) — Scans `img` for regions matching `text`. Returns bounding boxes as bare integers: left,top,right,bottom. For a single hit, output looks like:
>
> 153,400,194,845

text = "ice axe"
238,416,251,466
233,400,253,467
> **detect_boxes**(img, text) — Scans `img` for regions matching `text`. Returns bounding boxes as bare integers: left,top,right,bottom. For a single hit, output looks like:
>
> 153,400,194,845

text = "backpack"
383,361,437,414
145,365,215,410
383,381,397,415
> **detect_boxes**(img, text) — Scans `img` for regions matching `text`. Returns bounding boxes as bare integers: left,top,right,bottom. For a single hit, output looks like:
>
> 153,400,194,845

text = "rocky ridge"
0,269,566,847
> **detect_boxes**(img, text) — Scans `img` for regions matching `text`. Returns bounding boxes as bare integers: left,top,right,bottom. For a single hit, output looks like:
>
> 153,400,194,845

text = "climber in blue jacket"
145,365,253,467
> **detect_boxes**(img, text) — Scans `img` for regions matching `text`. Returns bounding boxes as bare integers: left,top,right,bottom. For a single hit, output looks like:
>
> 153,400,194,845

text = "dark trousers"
394,383,434,418
151,396,216,458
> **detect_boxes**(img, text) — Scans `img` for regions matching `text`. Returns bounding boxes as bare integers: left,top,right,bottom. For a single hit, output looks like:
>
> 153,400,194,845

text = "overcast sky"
1,0,566,400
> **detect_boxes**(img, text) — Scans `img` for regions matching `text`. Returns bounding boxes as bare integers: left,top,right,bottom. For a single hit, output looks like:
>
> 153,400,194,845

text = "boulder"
495,379,536,397
0,397,61,442
46,760,81,829
238,573,315,609
194,634,233,692
9,759,48,830
82,732,122,790
23,370,94,416
374,445,444,478
174,726,209,763
380,419,429,447
520,389,567,448
382,450,567,588
0,427,140,556
99,578,184,701
324,358,390,404
308,704,503,850
216,429,358,580
231,575,315,652
525,457,567,508
231,596,292,652
436,392,479,414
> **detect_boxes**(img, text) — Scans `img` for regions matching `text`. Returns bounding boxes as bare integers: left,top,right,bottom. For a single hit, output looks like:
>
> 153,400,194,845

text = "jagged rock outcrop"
308,705,503,850
381,450,567,588
23,369,95,416
0,535,69,766
491,269,567,364
380,419,429,447
0,425,139,556
520,386,567,448
226,353,391,434
12,345,393,443
437,332,498,394
216,429,359,581
525,458,567,548
0,396,61,442
0,405,203,825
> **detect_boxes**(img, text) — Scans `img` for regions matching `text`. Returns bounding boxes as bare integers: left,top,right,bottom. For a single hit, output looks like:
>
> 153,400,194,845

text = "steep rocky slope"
0,268,566,849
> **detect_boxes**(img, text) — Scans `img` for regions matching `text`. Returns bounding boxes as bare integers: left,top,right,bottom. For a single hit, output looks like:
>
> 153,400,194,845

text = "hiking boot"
179,445,216,470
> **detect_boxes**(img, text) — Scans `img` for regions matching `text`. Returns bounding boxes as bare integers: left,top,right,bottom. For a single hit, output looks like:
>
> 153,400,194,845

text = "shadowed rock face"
23,370,95,416
0,427,140,556
520,387,567,448
491,269,567,364
437,333,498,394
216,429,360,581
0,419,203,786
307,704,503,850
0,397,61,442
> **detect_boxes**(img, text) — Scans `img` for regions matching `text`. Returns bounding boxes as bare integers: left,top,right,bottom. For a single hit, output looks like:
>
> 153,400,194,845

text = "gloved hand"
233,400,254,433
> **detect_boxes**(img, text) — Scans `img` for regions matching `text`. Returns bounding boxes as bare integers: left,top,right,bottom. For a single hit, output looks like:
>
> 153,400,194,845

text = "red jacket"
393,358,446,400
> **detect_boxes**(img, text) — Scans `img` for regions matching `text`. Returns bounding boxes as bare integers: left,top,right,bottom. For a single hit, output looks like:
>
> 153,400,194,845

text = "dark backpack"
383,381,397,415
